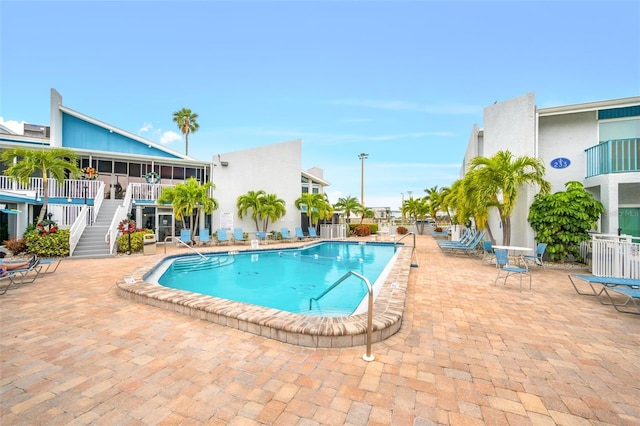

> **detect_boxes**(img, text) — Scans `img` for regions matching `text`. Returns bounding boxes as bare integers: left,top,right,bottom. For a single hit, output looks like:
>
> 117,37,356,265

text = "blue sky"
1,1,639,209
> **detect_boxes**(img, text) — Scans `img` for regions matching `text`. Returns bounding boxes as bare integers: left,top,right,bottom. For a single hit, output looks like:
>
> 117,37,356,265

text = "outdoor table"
493,245,533,266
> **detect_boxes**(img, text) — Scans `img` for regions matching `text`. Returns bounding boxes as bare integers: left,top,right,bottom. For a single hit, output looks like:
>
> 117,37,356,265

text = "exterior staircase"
71,199,121,258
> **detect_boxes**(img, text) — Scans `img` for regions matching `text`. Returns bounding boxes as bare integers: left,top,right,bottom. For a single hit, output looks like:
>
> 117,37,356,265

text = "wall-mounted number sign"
550,158,571,169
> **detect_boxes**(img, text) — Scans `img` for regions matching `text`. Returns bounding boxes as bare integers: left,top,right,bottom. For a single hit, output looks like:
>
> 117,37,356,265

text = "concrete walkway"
1,235,638,425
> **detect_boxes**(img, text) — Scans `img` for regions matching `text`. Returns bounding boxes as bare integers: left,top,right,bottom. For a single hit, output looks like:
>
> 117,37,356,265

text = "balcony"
585,138,640,178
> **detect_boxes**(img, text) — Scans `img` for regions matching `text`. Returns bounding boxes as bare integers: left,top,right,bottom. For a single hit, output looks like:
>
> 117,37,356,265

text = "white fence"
0,176,103,199
320,224,348,240
591,234,640,279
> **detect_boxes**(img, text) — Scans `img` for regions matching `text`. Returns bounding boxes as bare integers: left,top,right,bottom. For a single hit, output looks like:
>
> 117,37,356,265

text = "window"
97,160,112,173
129,163,141,177
160,165,172,179
114,161,127,175
173,167,185,180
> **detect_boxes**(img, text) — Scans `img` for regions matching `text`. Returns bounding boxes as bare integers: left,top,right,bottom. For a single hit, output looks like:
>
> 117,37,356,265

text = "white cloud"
160,130,182,145
0,117,25,135
139,122,153,134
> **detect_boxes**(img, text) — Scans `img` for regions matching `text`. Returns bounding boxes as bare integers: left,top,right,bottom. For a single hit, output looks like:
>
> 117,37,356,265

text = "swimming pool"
147,242,398,316
117,239,412,348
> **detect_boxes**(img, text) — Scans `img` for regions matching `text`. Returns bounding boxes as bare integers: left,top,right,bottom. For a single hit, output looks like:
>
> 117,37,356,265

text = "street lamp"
401,192,405,223
358,153,369,208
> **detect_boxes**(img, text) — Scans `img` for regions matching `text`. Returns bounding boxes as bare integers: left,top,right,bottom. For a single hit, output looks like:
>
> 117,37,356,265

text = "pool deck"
1,235,639,424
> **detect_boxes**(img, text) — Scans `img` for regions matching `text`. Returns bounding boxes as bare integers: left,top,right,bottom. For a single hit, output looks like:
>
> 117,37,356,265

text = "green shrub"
117,229,154,253
24,229,70,257
2,237,27,255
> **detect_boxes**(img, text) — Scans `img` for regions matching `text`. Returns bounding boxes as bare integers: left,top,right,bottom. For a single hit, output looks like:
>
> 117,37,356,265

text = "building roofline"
58,104,198,162
538,96,640,117
302,169,330,186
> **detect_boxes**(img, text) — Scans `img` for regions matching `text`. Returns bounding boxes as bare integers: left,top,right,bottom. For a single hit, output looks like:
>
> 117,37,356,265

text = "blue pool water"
147,242,399,316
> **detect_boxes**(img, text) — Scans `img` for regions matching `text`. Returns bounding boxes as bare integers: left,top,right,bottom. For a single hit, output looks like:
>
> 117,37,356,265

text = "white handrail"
69,206,90,256
105,184,134,255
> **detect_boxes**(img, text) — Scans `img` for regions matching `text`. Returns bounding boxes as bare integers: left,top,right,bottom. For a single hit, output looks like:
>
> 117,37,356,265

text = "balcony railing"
585,138,640,178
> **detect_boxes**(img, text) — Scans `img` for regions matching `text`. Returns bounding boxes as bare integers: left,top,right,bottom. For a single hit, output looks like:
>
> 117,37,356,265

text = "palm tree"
258,193,287,232
403,197,430,234
172,108,199,156
236,190,267,231
295,193,331,230
469,150,550,246
157,177,218,242
424,185,446,223
333,195,360,224
1,147,80,222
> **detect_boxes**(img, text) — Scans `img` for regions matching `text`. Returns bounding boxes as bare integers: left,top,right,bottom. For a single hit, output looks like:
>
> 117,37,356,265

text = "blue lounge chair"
437,229,476,247
494,249,531,291
523,243,547,267
280,228,293,241
233,228,248,244
294,227,307,240
0,258,43,295
431,226,450,238
602,286,640,315
255,232,269,244
216,228,230,245
179,228,191,244
198,229,212,246
308,228,319,239
439,232,485,255
568,274,640,314
40,258,62,274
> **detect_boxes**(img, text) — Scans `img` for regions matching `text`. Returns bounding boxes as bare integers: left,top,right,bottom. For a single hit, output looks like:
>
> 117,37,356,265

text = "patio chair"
440,232,485,256
294,227,307,240
481,240,495,265
280,228,294,242
216,228,230,245
523,243,547,267
437,229,476,248
308,227,320,239
39,258,62,274
233,228,249,244
179,228,191,244
197,229,212,246
494,249,531,291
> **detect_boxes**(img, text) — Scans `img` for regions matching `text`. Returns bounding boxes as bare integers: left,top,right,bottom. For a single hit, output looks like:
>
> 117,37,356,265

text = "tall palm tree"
403,197,430,234
469,150,550,245
424,185,445,223
236,190,267,231
258,193,287,232
1,147,80,222
172,108,199,156
158,177,218,242
295,193,331,230
333,195,360,224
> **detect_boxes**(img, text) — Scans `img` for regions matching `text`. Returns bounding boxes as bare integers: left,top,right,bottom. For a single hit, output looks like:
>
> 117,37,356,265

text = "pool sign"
550,157,571,169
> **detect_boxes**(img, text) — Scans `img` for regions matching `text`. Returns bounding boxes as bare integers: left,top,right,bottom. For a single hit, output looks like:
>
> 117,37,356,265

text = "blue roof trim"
61,113,181,158
598,105,640,120
0,193,42,204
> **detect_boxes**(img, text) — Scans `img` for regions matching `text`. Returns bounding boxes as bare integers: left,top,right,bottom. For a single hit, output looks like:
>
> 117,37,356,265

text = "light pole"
358,153,368,208
401,192,405,223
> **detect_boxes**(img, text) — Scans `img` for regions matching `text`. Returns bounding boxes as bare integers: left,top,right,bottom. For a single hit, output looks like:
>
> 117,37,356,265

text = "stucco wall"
211,139,303,234
538,111,598,193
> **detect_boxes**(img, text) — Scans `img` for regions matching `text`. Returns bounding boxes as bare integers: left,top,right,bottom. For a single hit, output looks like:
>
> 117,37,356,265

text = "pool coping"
116,241,412,348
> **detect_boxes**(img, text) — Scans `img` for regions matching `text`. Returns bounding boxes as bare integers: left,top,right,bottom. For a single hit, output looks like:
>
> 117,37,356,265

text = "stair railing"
106,185,134,255
92,181,105,223
69,205,90,256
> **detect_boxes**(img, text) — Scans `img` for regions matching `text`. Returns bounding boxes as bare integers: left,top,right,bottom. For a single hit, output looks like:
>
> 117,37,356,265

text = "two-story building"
0,89,328,256
462,92,640,247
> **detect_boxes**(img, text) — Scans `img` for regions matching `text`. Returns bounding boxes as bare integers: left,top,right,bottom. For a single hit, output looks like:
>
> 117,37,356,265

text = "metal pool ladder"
309,270,375,362
394,232,419,268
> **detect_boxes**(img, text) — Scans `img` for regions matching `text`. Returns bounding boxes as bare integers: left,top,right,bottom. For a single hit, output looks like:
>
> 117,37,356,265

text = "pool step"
171,256,235,271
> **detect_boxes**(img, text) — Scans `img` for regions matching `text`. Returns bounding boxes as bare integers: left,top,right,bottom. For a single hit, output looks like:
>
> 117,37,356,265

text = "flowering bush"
118,218,136,234
82,167,98,180
36,218,58,235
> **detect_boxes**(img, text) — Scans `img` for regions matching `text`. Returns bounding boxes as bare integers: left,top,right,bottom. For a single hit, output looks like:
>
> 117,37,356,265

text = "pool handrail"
309,270,374,362
394,232,418,268
163,236,207,259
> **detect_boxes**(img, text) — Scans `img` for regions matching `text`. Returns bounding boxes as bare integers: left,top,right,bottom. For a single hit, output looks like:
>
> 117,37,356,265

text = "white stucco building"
210,139,329,234
462,92,640,248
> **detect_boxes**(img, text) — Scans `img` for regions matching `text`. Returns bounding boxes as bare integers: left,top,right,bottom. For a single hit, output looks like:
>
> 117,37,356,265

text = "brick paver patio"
1,235,638,425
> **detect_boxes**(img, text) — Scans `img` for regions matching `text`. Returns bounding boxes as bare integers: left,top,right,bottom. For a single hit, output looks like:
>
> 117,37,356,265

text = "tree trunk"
39,177,49,222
